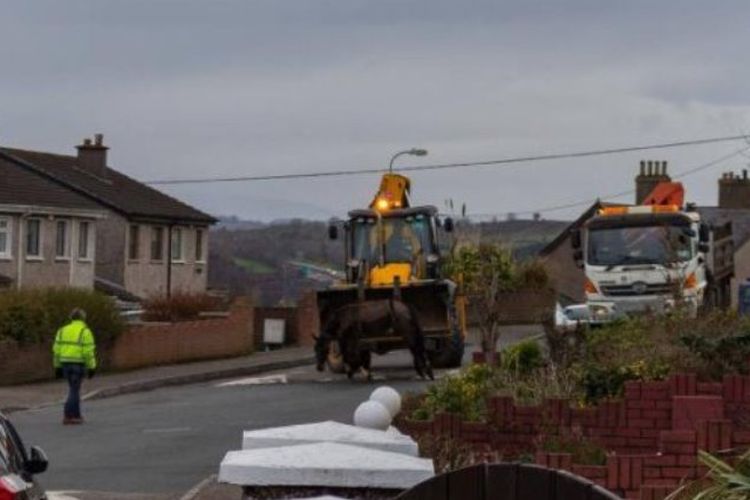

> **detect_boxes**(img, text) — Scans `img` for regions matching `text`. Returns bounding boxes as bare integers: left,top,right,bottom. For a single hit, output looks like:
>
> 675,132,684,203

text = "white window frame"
77,220,94,261
55,219,71,260
171,227,184,263
195,228,205,263
25,218,43,260
0,217,12,259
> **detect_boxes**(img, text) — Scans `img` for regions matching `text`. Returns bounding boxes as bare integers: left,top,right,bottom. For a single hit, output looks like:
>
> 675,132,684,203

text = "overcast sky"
2,1,750,221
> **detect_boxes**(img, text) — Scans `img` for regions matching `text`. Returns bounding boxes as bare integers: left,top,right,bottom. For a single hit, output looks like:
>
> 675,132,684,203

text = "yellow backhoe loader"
318,172,466,371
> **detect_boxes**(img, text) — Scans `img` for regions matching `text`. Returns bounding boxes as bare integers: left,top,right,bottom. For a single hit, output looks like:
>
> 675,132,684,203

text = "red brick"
661,431,697,443
628,400,656,409
628,409,643,420
631,418,656,428
645,455,677,467
643,468,662,479
662,467,694,479
642,389,669,400
643,410,670,420
678,455,696,466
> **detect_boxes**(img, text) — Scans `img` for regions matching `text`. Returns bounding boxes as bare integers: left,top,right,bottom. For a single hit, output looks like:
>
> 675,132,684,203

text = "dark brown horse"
315,299,434,381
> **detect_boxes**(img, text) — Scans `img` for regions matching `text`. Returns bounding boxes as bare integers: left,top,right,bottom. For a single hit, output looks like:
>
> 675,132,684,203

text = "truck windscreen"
587,224,693,267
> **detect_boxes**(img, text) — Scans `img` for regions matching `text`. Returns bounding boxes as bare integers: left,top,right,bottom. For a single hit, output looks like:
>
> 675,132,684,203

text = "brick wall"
398,373,750,499
110,297,254,370
0,340,55,384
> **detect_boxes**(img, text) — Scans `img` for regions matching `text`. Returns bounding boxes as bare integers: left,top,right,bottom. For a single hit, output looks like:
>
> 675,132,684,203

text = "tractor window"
350,215,436,266
351,218,375,263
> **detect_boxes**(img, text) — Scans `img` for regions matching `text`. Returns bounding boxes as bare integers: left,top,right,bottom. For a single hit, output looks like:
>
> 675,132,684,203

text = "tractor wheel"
429,338,465,369
326,341,346,374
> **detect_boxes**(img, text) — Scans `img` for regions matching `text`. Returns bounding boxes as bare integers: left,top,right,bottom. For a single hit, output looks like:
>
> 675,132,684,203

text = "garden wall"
109,297,255,370
399,373,750,499
0,297,255,384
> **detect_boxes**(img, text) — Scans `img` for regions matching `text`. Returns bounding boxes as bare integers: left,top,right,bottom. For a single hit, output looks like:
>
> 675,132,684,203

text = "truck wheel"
429,339,464,369
326,341,346,374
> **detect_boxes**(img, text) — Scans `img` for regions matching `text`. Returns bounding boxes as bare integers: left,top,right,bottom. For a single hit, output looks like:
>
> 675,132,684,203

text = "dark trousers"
62,363,85,419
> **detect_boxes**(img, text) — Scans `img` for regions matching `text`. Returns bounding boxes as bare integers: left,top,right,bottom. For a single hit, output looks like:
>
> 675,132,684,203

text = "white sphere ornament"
369,386,402,418
353,400,392,430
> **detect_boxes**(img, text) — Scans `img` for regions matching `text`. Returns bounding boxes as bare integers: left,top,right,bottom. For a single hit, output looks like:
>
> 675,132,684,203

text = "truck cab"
577,207,710,319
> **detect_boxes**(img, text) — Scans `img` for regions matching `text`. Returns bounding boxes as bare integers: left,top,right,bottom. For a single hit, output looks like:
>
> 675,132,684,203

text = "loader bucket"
316,280,464,367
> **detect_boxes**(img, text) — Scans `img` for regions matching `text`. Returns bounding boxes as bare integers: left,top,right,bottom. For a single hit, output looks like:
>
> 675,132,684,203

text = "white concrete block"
219,442,434,489
242,420,418,456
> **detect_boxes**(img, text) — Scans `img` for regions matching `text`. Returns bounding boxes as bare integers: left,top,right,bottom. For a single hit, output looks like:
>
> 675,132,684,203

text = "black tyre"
429,337,465,369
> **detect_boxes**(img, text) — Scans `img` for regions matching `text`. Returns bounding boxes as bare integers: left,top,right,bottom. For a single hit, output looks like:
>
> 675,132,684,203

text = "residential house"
0,152,105,289
541,161,743,307
0,135,216,298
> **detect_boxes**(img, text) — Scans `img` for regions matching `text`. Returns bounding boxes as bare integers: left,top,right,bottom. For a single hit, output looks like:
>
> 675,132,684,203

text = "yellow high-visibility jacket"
52,320,97,370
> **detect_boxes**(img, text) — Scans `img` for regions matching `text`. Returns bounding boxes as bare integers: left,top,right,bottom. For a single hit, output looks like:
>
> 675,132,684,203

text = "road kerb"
179,474,217,500
3,356,313,414
83,357,314,401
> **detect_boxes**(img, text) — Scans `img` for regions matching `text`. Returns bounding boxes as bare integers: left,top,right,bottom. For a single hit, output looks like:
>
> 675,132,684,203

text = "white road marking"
142,426,192,434
47,492,82,500
216,374,288,387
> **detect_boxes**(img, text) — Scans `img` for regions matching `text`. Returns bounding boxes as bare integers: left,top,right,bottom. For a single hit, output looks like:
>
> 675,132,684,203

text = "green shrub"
142,292,223,322
502,340,544,375
411,364,494,422
0,289,124,345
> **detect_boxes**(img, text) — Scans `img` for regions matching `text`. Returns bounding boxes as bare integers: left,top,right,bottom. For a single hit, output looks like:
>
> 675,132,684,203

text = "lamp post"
389,148,428,173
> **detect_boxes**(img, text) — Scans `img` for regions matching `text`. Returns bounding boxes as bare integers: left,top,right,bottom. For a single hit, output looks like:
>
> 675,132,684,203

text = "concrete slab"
241,420,418,456
219,442,434,489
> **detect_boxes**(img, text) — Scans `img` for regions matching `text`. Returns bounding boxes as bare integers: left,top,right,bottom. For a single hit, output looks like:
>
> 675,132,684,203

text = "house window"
78,221,92,259
26,219,41,258
195,229,204,262
55,220,70,258
151,227,164,261
0,218,11,258
128,225,140,260
171,228,183,262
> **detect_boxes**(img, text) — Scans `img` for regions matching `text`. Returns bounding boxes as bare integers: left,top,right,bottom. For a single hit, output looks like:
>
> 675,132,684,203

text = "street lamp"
389,148,428,173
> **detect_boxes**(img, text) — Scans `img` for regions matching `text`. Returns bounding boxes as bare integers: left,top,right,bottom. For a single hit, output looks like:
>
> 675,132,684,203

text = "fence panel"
485,463,518,498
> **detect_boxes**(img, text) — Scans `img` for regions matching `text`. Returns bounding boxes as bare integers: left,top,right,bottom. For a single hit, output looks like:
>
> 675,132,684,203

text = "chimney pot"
646,161,652,175
744,169,748,181
662,161,668,175
76,134,109,179
640,160,646,175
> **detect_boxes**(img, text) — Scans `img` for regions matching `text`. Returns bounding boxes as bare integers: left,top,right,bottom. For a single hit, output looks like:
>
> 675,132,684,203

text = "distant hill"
208,217,570,305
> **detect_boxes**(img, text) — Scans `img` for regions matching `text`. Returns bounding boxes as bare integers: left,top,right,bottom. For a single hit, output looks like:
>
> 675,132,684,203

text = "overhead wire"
460,146,750,219
146,134,750,185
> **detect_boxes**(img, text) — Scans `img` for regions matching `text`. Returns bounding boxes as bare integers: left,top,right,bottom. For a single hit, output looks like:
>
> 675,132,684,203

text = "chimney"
76,134,109,178
718,169,750,209
635,159,671,204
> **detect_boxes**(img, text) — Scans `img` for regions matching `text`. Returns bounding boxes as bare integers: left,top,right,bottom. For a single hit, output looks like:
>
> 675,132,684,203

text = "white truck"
570,182,732,320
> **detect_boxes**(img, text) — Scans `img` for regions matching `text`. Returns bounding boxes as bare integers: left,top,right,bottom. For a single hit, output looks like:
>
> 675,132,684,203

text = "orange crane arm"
642,182,685,207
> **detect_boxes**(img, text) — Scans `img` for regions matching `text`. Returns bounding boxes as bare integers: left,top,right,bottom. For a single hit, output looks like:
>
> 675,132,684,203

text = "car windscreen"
587,223,693,267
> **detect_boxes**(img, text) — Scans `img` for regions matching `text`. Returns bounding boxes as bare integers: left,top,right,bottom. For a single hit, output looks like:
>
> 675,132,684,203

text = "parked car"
554,303,615,332
0,411,48,500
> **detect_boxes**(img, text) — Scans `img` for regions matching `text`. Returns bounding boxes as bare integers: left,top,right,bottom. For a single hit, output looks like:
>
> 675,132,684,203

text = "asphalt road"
13,352,447,496
13,326,543,498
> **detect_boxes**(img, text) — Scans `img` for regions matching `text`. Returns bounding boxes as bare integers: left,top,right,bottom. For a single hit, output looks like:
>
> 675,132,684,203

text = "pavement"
0,346,314,414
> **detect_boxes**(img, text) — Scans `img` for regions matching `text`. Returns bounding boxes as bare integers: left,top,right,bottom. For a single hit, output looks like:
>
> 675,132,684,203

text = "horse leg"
362,350,373,382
